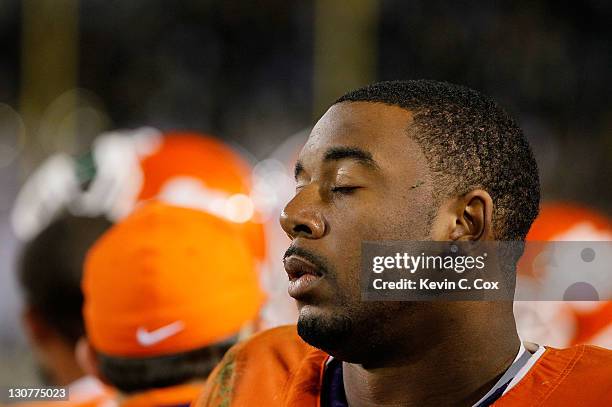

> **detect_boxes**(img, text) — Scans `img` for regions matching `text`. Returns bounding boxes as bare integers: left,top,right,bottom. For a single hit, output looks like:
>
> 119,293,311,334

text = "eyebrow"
324,146,380,169
294,146,380,180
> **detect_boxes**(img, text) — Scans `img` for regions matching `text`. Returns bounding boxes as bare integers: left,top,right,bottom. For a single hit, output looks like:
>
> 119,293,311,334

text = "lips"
284,255,324,299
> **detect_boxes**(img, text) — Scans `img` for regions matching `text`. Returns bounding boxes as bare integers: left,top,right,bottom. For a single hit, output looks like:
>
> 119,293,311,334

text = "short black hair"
18,213,112,345
96,340,234,393
336,80,540,241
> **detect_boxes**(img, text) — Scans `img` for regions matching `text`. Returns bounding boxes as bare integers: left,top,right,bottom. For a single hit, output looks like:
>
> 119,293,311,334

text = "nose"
279,190,326,240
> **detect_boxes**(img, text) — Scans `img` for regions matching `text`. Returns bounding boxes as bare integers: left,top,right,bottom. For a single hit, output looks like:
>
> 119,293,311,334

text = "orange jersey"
194,325,612,407
67,382,203,407
119,382,204,407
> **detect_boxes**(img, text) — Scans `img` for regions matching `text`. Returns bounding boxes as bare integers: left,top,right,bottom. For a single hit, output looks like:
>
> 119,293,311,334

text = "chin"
296,305,353,354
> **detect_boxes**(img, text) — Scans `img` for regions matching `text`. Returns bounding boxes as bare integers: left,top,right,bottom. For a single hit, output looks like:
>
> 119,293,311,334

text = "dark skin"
280,101,520,406
22,307,85,385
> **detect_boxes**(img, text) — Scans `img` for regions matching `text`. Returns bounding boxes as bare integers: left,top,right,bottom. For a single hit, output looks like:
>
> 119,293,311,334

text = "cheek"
323,210,383,302
333,200,432,242
329,193,386,232
328,193,432,243
380,206,433,240
323,190,434,295
378,188,435,240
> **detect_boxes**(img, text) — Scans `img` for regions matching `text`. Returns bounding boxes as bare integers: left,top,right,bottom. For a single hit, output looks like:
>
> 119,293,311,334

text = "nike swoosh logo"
136,321,185,346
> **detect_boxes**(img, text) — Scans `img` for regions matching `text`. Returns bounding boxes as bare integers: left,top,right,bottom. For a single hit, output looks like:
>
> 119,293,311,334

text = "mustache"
283,245,331,275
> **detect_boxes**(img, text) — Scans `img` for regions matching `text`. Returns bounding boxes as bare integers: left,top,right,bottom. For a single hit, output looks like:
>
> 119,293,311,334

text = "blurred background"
1,0,611,388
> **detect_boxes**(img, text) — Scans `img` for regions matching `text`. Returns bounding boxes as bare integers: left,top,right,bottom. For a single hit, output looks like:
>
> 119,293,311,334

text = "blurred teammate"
135,131,266,261
11,129,265,261
17,213,114,404
78,202,263,406
516,202,612,347
11,130,265,405
196,80,612,406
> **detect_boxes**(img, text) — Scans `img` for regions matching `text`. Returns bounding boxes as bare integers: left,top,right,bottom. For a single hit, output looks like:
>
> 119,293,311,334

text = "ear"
431,189,493,241
451,189,493,241
75,337,107,384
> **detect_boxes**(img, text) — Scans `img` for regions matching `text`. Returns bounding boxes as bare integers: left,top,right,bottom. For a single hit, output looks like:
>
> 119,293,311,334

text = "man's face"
280,101,438,361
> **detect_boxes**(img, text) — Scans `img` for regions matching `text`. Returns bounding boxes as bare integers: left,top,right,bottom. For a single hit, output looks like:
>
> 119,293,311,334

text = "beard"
296,300,425,364
296,310,353,354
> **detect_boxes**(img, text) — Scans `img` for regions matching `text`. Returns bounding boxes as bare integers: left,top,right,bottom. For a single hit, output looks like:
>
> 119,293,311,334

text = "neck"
343,306,520,407
44,342,84,386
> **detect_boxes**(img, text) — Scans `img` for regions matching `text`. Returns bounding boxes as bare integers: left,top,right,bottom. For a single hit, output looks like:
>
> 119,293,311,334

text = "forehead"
299,101,425,172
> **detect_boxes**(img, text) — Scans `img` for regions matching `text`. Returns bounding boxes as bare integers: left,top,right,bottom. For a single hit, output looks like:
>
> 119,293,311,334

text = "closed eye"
331,186,360,195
